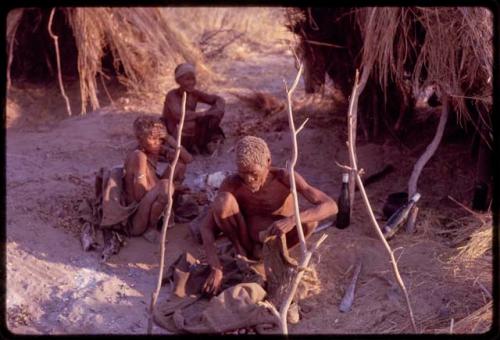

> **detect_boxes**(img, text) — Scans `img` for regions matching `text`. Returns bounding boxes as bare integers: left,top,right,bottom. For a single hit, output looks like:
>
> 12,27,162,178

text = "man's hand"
269,216,296,236
202,267,223,296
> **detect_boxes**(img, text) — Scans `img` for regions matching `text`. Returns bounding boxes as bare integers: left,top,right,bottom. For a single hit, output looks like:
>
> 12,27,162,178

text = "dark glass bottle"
383,192,421,239
336,173,350,229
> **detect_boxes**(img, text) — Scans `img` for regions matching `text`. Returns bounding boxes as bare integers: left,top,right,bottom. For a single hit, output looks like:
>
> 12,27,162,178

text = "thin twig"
7,19,20,91
447,195,486,223
147,91,187,334
346,69,418,332
99,72,115,106
48,8,72,117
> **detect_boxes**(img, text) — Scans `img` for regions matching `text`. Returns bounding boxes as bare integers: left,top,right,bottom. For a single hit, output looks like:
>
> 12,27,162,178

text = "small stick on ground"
147,91,187,334
48,8,72,117
347,69,418,332
447,195,486,223
339,259,362,312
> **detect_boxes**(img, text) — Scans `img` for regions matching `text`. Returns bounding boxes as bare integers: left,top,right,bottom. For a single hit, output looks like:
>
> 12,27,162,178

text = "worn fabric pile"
153,233,321,334
79,166,136,262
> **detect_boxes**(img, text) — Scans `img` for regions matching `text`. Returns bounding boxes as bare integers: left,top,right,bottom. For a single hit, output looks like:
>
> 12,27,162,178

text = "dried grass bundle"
357,7,492,140
288,7,493,142
434,301,492,334
455,218,492,262
64,7,209,113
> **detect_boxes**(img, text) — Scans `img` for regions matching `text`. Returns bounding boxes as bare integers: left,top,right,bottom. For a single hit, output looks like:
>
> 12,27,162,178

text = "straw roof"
287,7,493,140
7,8,210,114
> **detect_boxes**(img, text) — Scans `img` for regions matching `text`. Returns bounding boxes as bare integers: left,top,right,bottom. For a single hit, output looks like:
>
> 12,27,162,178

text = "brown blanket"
153,237,293,334
79,166,138,261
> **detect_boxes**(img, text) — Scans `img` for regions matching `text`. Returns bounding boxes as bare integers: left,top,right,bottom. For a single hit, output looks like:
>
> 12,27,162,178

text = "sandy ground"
5,20,493,335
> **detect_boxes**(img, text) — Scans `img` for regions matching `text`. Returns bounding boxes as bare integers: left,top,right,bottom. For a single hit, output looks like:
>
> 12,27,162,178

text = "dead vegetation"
287,7,493,144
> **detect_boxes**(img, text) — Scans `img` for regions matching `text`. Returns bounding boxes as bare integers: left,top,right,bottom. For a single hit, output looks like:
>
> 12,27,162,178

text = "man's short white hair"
236,136,271,168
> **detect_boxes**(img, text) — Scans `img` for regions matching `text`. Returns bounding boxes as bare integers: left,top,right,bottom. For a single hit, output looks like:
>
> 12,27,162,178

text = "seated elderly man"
123,116,192,237
199,136,338,295
161,62,225,155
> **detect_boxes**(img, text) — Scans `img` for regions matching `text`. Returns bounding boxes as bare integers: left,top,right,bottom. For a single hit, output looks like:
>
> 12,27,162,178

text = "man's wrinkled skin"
200,150,338,296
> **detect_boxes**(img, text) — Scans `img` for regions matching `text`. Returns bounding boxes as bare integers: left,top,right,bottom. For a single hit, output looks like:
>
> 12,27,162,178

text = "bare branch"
408,93,449,198
271,63,329,335
296,118,309,135
48,8,72,117
346,69,418,332
147,91,187,333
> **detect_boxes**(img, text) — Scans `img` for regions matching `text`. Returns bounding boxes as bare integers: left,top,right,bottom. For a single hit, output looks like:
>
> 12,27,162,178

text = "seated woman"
161,62,225,155
123,116,192,237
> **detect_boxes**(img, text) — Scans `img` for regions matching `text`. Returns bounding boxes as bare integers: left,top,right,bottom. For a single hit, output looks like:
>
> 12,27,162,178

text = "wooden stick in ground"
284,63,307,258
406,92,449,232
346,68,370,211
347,69,418,332
48,8,72,117
272,62,329,335
147,91,187,334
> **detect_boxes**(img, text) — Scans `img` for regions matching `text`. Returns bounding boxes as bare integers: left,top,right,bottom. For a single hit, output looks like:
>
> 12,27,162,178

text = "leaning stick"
48,8,72,117
406,94,449,232
270,63,328,335
347,69,417,332
147,91,187,334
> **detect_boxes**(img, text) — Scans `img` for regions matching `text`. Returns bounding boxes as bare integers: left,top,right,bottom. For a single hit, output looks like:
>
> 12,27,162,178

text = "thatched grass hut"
286,7,493,144
6,7,210,114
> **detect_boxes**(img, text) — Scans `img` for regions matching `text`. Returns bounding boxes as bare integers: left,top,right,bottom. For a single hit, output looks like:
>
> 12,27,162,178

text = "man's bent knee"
212,192,239,219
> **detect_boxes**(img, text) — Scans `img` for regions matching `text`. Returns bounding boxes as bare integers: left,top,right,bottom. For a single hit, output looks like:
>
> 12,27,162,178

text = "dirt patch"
5,9,492,336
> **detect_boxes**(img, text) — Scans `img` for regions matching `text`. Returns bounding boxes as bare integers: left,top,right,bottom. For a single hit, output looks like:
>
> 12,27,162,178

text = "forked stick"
347,69,418,332
147,91,187,334
48,8,72,117
266,63,328,335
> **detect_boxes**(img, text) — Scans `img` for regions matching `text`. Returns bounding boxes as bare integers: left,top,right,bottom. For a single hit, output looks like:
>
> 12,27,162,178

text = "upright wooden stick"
346,69,418,332
284,63,308,258
271,63,328,335
147,91,187,334
48,8,72,117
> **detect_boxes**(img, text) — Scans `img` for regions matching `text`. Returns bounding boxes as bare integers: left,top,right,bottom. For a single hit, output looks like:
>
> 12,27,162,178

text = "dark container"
472,182,488,212
382,192,408,220
383,193,421,240
336,173,351,229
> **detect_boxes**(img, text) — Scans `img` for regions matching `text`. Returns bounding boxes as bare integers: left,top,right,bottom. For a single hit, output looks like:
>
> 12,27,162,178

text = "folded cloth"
154,249,274,334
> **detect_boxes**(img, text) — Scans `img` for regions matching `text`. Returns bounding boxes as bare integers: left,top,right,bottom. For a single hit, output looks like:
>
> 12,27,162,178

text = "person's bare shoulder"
125,149,146,171
165,88,179,101
219,173,242,193
271,167,290,186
